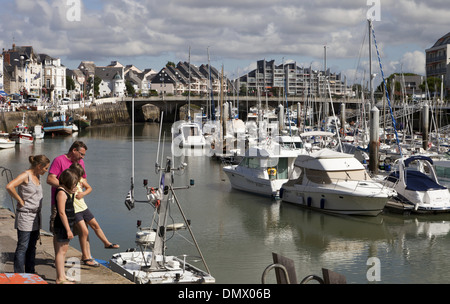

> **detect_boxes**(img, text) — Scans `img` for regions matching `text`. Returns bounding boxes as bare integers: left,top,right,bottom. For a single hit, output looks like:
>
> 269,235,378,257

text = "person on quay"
6,155,50,274
53,168,78,284
47,140,118,267
69,163,119,267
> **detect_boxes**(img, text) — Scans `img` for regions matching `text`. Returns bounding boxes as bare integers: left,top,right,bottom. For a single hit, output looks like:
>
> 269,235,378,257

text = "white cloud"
0,0,444,78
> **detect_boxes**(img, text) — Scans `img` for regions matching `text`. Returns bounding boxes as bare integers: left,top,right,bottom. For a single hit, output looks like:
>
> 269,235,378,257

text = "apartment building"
151,62,225,96
425,32,450,98
237,59,349,98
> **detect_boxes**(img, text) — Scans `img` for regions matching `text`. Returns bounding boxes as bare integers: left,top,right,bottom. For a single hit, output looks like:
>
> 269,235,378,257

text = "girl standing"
53,168,79,284
6,155,50,274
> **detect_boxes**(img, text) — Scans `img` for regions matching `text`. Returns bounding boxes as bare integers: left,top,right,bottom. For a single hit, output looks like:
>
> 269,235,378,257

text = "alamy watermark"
66,257,81,282
66,0,81,22
366,257,381,282
367,0,381,21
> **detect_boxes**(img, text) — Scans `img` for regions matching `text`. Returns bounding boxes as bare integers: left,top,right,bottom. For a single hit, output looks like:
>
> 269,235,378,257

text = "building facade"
150,62,225,96
237,59,349,98
426,32,450,98
2,45,42,99
39,54,66,101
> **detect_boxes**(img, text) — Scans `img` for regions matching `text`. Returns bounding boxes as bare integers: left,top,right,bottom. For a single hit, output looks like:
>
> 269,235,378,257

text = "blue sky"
1,0,447,85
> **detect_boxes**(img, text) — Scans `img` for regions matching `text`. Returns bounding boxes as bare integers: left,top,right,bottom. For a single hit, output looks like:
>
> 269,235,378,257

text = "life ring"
268,168,277,176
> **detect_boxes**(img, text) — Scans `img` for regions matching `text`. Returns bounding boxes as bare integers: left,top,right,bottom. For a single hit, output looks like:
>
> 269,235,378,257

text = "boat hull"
223,166,287,198
0,140,16,149
280,183,391,216
10,133,33,144
109,251,215,284
43,122,73,135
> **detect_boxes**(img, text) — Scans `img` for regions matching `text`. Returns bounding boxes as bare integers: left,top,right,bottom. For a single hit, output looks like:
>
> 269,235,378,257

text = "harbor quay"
0,208,132,284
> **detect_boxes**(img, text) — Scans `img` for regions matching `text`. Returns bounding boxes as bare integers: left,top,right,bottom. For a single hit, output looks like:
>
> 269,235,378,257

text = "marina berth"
280,148,396,216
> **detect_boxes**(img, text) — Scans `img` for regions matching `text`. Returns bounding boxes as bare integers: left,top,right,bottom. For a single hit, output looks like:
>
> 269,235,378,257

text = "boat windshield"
239,157,290,179
305,168,371,184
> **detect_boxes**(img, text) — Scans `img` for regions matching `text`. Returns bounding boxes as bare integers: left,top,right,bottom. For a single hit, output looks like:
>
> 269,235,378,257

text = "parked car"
61,97,71,104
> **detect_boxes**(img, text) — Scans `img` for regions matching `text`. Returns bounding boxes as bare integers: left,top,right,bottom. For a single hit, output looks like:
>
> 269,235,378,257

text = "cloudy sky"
1,0,448,85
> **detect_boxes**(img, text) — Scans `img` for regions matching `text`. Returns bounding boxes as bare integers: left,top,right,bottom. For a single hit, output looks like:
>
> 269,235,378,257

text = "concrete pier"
0,208,132,284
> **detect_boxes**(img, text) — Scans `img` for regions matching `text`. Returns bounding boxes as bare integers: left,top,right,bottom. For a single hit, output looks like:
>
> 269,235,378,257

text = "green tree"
66,76,75,91
125,80,135,96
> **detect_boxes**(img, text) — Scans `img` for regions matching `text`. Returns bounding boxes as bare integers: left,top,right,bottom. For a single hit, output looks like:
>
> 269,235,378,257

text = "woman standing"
6,155,50,273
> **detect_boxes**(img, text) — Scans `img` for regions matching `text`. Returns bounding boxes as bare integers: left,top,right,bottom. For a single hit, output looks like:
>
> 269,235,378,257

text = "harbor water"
2,122,450,284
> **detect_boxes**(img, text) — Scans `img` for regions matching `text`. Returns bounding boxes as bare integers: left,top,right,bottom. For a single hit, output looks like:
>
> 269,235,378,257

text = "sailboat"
109,110,214,284
172,47,206,150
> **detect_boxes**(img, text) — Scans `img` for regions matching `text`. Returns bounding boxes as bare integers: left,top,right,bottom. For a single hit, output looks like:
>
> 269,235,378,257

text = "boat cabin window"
183,126,199,136
240,157,290,180
305,168,371,184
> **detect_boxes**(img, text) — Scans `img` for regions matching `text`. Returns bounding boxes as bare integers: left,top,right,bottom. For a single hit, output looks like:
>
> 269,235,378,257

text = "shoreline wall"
0,102,161,133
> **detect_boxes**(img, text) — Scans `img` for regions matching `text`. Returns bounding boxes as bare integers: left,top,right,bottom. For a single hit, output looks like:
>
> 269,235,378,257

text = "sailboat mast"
368,19,375,107
188,46,191,122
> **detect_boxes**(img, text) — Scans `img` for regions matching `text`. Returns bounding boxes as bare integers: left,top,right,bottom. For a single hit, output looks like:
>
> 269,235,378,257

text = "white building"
39,54,66,101
95,66,126,97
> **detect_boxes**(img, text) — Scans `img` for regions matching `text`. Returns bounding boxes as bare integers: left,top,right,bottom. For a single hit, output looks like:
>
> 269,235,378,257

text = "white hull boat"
0,133,16,149
222,141,301,198
383,155,450,213
10,114,34,144
280,149,396,216
172,121,206,149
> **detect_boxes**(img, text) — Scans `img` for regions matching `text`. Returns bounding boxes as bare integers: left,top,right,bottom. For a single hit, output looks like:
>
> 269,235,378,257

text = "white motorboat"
110,114,214,284
222,141,301,198
9,114,34,144
280,149,396,216
383,155,450,213
172,120,206,149
0,132,16,149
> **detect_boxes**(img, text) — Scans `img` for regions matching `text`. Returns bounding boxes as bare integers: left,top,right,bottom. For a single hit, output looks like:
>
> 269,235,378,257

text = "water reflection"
2,123,450,284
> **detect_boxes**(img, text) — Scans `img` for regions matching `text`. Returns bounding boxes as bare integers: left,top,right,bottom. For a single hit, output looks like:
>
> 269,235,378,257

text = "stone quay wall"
0,102,161,133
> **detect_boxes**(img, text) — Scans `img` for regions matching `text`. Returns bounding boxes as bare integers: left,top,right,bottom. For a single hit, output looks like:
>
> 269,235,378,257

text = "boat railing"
1,166,15,213
304,173,393,195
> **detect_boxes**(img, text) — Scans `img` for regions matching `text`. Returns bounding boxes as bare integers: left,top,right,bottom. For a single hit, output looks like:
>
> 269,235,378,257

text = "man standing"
47,141,87,219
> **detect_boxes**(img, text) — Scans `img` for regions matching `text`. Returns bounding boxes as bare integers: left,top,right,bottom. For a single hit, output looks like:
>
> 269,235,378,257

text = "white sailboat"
109,110,214,284
172,120,206,149
280,149,396,216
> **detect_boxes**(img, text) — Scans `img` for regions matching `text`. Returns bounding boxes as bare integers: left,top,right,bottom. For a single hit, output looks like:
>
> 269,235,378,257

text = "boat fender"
268,168,277,176
307,197,312,207
320,198,325,209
